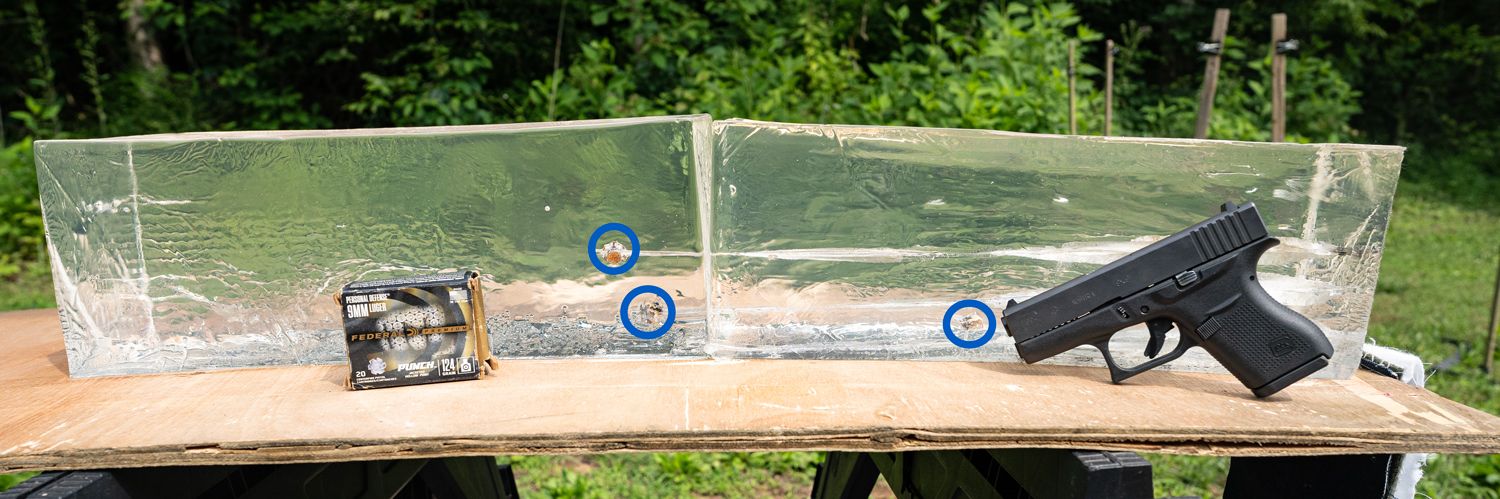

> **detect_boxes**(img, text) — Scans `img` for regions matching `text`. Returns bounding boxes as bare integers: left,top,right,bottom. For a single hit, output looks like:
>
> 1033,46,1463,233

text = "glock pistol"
1000,202,1334,397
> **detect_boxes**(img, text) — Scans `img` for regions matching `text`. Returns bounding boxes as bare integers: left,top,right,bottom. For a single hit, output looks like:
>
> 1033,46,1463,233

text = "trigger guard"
1093,335,1199,385
1090,340,1128,383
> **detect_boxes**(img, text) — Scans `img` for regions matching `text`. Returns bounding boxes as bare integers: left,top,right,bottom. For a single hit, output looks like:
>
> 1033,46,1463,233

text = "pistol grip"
1197,273,1333,397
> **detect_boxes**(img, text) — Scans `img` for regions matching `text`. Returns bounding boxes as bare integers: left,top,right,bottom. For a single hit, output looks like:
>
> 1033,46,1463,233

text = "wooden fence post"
1068,40,1077,135
1194,8,1231,140
1105,40,1114,137
547,0,568,121
1271,13,1288,142
1486,247,1500,375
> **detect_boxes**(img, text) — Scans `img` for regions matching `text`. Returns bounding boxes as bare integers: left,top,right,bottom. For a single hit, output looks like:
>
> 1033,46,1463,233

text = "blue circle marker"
588,222,640,275
943,299,997,349
620,285,676,339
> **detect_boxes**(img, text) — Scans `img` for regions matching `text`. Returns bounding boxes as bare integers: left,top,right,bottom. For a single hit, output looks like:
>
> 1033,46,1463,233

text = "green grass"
1,190,1496,497
497,453,823,498
0,261,53,312
1364,194,1500,497
1142,454,1230,498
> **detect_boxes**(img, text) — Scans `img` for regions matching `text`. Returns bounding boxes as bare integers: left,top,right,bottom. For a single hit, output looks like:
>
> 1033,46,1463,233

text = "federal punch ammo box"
336,271,495,390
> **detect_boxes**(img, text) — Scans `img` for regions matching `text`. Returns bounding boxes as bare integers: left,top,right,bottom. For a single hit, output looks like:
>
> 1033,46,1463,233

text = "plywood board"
1,308,1497,473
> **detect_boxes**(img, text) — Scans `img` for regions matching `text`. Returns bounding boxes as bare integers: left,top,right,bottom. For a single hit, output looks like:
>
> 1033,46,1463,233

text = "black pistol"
1000,202,1334,397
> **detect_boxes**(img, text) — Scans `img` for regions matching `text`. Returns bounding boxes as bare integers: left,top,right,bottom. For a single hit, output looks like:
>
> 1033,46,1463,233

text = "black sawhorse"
810,449,1403,499
0,456,518,499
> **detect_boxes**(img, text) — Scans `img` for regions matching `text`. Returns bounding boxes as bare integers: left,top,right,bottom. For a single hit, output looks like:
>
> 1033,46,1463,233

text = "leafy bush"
524,2,1106,132
513,0,1363,145
0,138,41,277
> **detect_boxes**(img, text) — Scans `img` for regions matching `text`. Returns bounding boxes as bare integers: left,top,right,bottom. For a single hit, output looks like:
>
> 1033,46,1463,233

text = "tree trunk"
125,0,164,72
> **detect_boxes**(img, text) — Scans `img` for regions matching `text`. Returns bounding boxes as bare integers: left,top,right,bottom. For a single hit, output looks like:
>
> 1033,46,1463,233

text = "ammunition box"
336,271,495,390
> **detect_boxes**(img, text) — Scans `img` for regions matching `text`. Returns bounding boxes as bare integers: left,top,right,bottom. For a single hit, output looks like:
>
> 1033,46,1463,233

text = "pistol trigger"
1144,318,1175,359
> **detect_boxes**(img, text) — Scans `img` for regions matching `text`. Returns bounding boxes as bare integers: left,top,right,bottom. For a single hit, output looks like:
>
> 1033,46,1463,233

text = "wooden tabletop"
3,308,1499,472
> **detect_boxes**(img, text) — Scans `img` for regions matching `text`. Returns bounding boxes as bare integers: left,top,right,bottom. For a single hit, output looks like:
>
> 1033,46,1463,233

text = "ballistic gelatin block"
38,115,713,377
708,120,1403,379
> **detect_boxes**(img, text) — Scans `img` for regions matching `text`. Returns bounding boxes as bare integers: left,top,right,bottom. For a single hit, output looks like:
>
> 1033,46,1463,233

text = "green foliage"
0,261,55,311
1109,32,1360,143
0,0,1450,150
541,469,600,499
76,16,107,135
856,2,1102,132
1443,454,1500,498
337,2,512,126
653,453,708,484
1320,1,1500,207
1075,0,1500,205
14,0,1344,140
529,1,1108,134
20,1,58,122
0,139,42,277
0,473,38,492
5,99,60,143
